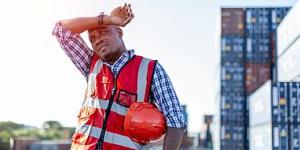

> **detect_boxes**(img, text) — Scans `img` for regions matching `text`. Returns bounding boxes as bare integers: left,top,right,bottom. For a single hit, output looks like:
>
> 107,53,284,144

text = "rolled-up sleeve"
151,62,187,128
52,22,93,79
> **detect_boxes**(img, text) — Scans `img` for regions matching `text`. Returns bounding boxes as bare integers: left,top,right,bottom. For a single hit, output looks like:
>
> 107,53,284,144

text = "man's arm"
151,62,187,150
163,128,186,150
52,4,134,78
60,3,134,33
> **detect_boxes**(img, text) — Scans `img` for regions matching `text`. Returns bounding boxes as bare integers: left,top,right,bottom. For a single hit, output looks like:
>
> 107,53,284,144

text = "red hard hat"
124,102,166,144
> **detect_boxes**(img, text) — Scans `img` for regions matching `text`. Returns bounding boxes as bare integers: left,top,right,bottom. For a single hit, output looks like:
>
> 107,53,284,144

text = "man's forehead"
89,25,115,34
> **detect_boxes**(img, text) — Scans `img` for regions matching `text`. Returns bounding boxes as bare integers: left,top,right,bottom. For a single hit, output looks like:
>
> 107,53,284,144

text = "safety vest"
71,53,156,150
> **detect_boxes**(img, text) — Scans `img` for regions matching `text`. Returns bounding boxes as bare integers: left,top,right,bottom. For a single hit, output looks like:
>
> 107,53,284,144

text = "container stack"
221,8,247,150
249,80,300,150
244,7,290,95
220,7,290,150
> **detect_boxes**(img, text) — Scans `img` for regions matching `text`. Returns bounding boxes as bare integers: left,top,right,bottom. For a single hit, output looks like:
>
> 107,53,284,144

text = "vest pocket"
116,90,137,108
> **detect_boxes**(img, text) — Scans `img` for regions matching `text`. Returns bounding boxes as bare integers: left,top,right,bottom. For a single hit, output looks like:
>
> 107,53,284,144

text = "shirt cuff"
165,111,187,128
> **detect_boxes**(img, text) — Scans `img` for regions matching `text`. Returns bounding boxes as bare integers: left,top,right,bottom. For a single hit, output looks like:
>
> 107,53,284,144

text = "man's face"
88,25,123,62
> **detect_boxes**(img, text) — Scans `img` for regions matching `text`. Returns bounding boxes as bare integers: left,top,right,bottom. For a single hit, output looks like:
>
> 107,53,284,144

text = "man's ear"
116,27,123,37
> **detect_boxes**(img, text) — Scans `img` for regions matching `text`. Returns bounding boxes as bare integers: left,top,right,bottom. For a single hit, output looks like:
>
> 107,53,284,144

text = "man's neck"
106,46,127,65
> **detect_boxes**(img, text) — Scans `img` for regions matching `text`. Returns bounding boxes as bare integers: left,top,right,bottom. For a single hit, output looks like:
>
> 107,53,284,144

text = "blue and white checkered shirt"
53,23,187,128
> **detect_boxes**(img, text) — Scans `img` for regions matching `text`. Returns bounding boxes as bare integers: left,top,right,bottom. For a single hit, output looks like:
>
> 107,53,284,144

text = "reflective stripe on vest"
87,60,103,97
137,58,151,102
83,97,128,116
77,124,141,149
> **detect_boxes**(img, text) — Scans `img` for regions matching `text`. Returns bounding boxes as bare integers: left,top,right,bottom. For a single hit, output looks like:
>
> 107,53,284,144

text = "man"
52,3,186,150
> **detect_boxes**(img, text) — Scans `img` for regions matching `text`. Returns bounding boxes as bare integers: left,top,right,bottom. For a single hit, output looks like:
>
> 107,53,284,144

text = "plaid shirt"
52,22,187,128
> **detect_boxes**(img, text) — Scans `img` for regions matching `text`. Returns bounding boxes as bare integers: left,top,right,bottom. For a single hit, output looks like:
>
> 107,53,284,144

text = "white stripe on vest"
83,97,128,116
77,124,141,149
87,60,103,97
137,58,151,102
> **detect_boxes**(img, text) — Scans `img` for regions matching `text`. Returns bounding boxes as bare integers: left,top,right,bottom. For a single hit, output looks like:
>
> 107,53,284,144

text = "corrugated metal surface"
220,123,247,150
221,36,245,63
245,36,271,63
289,83,300,123
277,1,300,56
246,8,272,35
276,82,289,123
249,80,272,126
249,123,272,150
221,8,245,35
270,8,290,31
273,123,289,150
290,124,300,150
278,37,300,81
245,63,271,95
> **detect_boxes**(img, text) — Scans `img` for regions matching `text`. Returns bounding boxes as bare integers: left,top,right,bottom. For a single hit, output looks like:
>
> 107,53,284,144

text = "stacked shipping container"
245,8,290,95
277,0,300,82
220,7,290,150
249,80,300,150
221,8,247,150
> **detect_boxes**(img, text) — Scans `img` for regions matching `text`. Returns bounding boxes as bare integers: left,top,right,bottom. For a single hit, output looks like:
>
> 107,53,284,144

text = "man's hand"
108,3,134,27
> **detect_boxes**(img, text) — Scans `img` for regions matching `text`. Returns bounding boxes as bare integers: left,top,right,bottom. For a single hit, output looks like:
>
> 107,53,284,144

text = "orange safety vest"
71,54,156,150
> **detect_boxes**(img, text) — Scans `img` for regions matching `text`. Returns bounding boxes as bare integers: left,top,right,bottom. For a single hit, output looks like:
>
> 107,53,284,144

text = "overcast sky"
0,0,297,133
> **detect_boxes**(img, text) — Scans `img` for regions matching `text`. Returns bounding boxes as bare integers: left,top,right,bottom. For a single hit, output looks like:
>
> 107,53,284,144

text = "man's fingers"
121,16,133,27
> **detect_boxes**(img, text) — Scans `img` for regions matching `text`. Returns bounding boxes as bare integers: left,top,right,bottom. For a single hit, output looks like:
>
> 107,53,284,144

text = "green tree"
0,121,24,132
42,121,63,130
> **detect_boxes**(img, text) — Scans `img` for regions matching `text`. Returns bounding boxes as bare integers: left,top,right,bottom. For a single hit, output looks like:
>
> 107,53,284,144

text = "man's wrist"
97,14,104,27
102,15,111,25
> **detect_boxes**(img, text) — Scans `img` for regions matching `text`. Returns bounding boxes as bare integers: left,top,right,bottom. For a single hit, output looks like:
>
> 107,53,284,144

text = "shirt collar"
103,49,135,75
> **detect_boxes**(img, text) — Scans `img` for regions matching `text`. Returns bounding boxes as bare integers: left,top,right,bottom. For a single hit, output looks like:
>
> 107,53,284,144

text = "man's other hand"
109,3,134,27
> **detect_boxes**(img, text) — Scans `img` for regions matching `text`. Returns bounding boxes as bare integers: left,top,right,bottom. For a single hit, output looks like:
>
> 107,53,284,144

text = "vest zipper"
97,75,117,150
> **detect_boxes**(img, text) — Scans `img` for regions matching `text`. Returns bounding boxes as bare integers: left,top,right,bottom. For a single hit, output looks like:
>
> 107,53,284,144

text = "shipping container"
249,123,272,150
249,123,290,150
10,138,39,150
245,36,272,63
29,140,71,150
221,123,247,150
246,8,272,35
221,36,245,63
274,123,289,150
249,80,272,126
277,1,300,56
221,8,245,35
290,123,300,150
278,82,289,123
289,83,299,123
270,7,290,31
248,81,300,150
278,37,300,82
245,63,271,95
249,81,290,125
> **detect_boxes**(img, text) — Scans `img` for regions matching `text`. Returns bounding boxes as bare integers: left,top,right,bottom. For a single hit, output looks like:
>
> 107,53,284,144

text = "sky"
0,0,297,133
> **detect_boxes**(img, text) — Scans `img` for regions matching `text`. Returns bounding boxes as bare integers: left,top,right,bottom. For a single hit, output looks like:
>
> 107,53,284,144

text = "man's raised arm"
60,3,134,34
